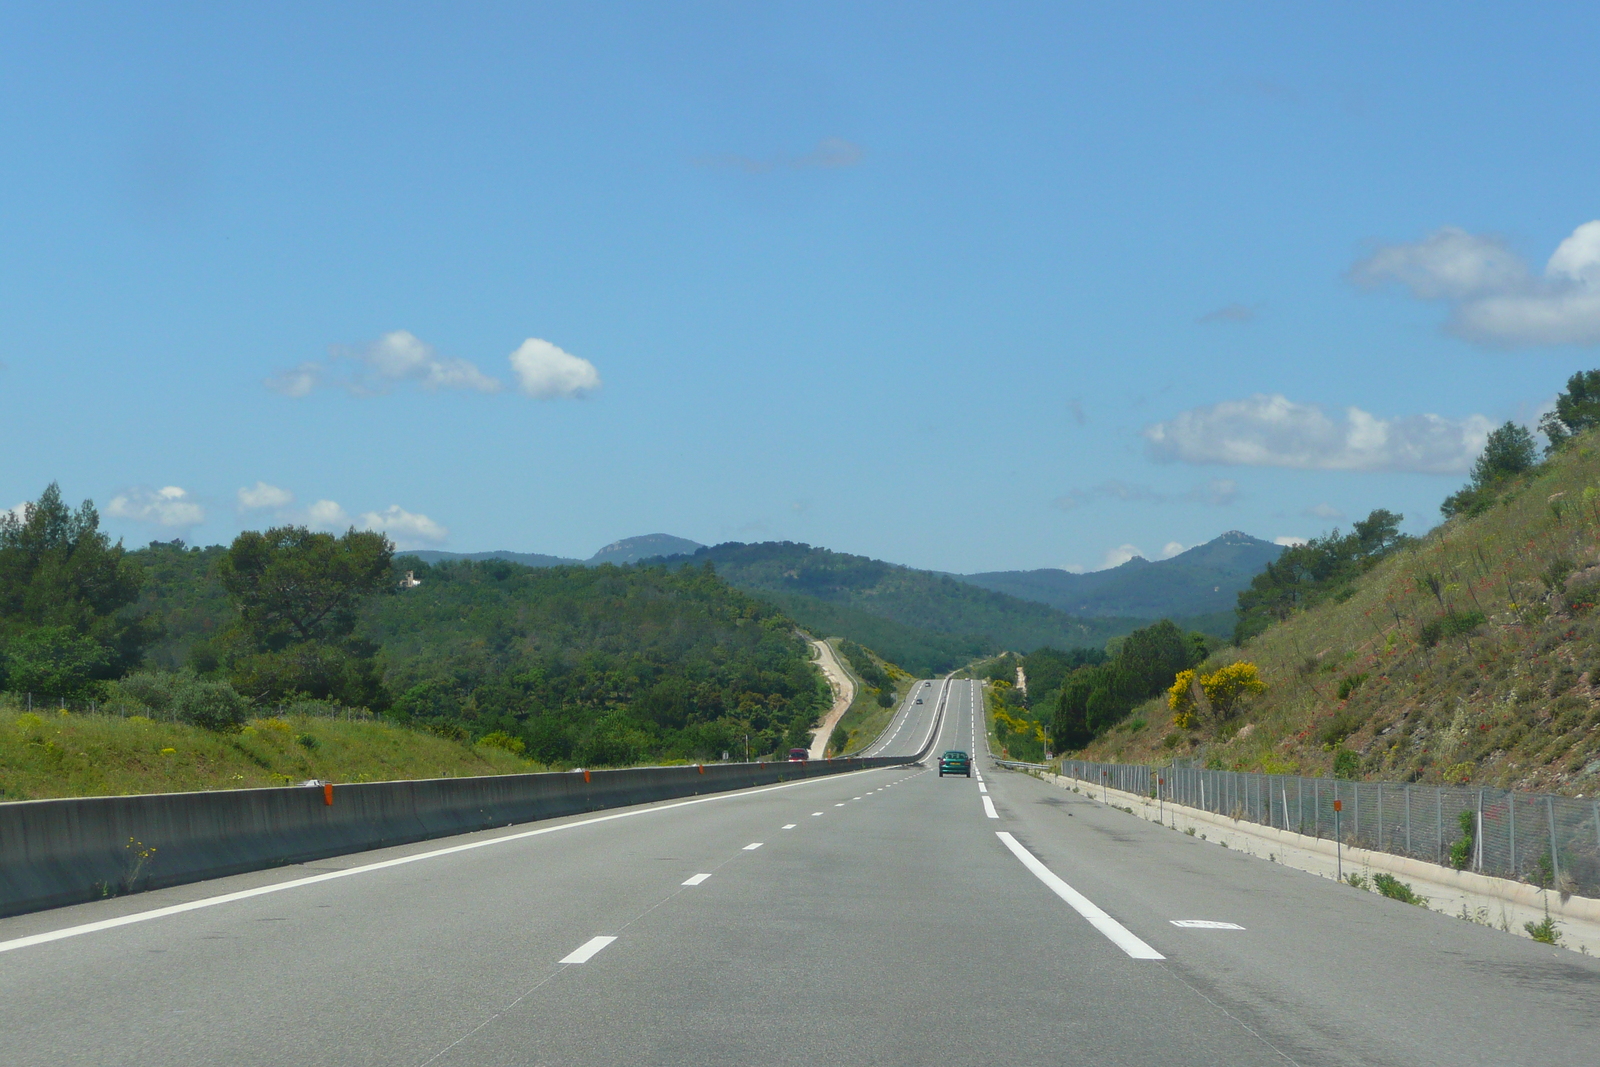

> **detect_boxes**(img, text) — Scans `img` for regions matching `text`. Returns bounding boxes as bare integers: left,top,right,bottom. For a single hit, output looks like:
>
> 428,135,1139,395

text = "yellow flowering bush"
1169,662,1265,728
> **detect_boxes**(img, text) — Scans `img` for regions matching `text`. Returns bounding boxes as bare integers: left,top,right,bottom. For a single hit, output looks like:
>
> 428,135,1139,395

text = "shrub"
1372,873,1427,905
1169,662,1266,728
1420,610,1486,647
477,731,526,755
1332,748,1361,780
1449,809,1475,870
1336,673,1369,701
171,679,250,731
294,733,318,749
1525,908,1561,945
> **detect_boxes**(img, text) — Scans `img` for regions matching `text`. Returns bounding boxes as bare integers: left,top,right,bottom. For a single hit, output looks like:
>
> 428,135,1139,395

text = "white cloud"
1100,544,1145,569
4,501,27,524
269,330,503,397
350,330,501,394
1351,221,1600,346
237,482,293,511
358,504,449,549
265,362,322,397
1275,535,1308,547
508,338,602,399
1160,541,1185,559
304,499,351,530
107,486,206,529
1062,563,1086,574
1305,502,1343,520
1143,393,1492,474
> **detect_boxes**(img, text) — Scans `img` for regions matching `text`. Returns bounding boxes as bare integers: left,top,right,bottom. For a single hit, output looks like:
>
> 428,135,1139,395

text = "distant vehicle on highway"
915,697,923,704
787,748,808,762
938,750,971,777
923,680,930,686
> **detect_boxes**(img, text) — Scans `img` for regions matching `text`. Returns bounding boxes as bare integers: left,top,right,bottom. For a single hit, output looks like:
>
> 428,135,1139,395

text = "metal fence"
1058,759,1600,900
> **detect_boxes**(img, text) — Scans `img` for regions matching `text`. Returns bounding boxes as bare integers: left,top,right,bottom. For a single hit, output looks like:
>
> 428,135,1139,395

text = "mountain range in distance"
408,533,704,570
400,530,1282,672
410,530,1280,620
961,531,1282,619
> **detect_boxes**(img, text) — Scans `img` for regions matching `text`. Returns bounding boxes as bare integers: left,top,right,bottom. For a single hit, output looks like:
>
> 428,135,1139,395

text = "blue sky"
4,2,1599,573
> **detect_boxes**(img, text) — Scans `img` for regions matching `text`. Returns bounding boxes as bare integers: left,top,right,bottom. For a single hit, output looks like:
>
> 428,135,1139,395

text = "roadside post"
1333,799,1344,882
1158,776,1165,824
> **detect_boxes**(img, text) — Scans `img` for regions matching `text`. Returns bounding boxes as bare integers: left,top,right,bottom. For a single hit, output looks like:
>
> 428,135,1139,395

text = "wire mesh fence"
1059,758,1600,900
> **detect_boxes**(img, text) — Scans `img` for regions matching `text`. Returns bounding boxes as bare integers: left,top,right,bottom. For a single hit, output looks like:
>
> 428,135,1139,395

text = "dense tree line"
1232,509,1408,645
1049,620,1205,751
0,485,154,698
1,489,829,765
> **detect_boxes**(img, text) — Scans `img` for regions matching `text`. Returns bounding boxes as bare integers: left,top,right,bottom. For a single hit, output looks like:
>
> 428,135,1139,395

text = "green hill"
962,531,1282,619
1081,434,1600,797
13,532,828,768
655,541,1143,675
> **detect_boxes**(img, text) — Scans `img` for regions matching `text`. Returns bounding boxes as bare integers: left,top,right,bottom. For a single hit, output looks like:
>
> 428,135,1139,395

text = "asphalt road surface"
2,679,1596,1066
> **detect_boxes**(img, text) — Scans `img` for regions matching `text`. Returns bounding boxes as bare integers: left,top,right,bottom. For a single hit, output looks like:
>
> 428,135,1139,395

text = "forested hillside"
656,541,1139,674
0,495,828,769
1080,390,1600,797
961,531,1280,623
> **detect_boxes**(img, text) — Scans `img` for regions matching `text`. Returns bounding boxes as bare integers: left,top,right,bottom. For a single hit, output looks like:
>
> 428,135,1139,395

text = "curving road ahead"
1,679,1596,1066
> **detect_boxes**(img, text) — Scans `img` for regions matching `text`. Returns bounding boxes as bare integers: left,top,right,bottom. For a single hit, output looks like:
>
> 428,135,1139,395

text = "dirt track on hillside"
807,639,856,759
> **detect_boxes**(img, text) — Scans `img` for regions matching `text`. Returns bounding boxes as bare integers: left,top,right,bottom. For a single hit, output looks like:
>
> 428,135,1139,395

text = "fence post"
1314,779,1320,838
1509,791,1516,878
1547,796,1561,889
1377,783,1384,851
1404,786,1411,856
1475,790,1484,872
1353,782,1359,844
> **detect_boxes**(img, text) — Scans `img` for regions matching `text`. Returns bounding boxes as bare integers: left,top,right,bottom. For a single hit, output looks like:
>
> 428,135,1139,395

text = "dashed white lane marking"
682,873,712,886
835,803,846,807
560,936,617,963
0,766,896,958
1171,920,1245,930
982,796,999,819
978,783,988,793
782,824,797,829
743,842,763,851
995,832,1163,960
853,796,862,800
811,812,823,816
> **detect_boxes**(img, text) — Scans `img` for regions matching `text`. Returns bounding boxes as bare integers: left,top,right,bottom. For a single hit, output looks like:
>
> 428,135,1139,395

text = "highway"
2,679,1597,1066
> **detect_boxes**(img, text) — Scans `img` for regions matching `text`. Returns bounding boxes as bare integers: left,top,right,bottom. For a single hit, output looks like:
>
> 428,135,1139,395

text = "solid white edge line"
995,832,1163,960
682,873,711,886
560,935,617,963
981,796,998,819
0,766,895,957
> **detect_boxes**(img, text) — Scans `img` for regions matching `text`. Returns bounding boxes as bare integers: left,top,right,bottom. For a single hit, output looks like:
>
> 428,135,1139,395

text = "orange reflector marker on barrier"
698,764,705,774
583,769,591,783
323,783,333,806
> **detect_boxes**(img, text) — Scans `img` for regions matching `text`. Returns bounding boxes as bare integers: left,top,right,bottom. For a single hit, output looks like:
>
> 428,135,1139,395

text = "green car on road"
938,750,971,777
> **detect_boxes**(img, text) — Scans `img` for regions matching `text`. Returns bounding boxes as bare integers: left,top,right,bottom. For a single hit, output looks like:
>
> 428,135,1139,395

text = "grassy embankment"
1082,433,1600,795
830,640,916,754
0,702,536,801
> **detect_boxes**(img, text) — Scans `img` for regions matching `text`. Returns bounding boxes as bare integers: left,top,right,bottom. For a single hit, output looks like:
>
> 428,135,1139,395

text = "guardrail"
0,754,915,919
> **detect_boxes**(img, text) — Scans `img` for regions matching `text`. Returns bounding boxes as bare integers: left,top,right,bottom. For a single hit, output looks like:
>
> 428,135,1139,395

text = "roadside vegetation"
0,490,833,798
1076,370,1600,796
829,639,913,755
0,702,535,800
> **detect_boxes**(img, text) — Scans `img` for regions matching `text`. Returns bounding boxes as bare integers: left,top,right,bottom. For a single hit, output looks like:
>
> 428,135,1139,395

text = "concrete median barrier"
0,756,912,918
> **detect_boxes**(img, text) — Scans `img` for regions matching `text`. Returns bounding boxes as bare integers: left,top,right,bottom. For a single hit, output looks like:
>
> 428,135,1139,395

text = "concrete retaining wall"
0,756,910,918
